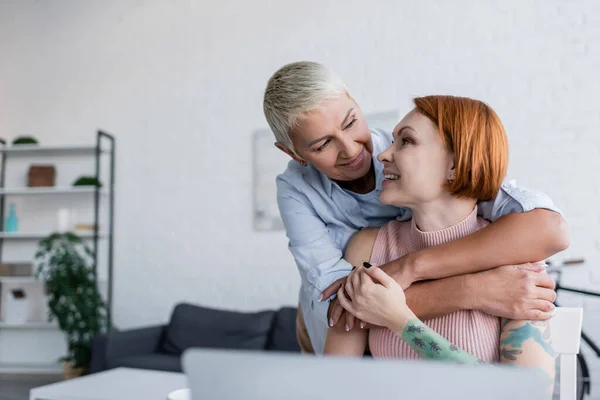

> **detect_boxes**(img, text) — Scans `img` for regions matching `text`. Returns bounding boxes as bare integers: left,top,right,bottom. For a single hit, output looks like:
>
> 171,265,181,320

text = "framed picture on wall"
252,110,400,231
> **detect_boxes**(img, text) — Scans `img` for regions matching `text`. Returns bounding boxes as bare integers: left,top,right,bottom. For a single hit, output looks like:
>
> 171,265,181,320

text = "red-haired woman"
324,96,555,391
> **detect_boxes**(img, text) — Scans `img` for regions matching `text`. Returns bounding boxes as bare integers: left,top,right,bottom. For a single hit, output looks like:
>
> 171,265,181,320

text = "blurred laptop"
182,348,548,400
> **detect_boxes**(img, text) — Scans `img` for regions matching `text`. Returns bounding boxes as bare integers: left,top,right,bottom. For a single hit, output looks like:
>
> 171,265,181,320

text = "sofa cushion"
107,353,181,372
266,307,301,352
160,303,276,355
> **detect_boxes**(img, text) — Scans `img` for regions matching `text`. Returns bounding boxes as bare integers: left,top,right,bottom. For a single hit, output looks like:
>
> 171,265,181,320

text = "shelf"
0,232,107,240
0,275,107,284
0,276,40,283
0,186,108,196
0,321,57,329
0,144,105,156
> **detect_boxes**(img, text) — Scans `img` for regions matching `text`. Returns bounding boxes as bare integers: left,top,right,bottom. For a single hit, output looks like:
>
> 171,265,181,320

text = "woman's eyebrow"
395,126,415,136
306,135,330,147
340,108,354,129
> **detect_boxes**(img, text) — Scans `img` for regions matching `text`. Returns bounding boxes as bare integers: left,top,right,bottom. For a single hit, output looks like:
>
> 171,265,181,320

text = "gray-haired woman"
263,61,568,354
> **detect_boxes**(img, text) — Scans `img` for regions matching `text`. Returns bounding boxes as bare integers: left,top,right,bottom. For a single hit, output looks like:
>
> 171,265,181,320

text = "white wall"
1,0,599,371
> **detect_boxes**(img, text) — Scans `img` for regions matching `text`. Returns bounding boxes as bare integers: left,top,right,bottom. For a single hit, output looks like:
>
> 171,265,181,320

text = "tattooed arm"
499,318,556,391
395,314,483,364
339,261,556,397
337,262,484,363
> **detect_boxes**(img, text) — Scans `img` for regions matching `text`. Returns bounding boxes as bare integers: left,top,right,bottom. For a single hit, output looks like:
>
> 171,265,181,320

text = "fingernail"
329,318,333,327
360,322,364,329
363,262,372,268
318,293,323,301
345,325,350,332
352,266,356,271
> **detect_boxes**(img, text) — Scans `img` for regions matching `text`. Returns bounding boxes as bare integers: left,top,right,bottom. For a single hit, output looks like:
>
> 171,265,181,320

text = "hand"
469,263,556,320
378,254,418,290
337,264,410,330
326,278,369,331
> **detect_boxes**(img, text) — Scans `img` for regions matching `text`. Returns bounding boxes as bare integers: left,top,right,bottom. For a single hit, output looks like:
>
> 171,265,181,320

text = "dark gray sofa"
90,302,300,373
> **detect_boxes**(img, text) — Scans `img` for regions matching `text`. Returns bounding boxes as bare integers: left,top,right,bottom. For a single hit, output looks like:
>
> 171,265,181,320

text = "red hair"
413,95,508,201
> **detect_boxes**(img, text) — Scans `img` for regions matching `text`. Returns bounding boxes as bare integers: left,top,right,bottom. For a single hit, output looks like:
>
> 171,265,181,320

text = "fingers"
345,311,356,331
320,277,346,301
534,273,556,290
329,298,345,327
362,265,395,288
345,271,356,300
523,301,555,321
517,263,545,273
352,267,362,288
535,287,557,303
336,286,355,315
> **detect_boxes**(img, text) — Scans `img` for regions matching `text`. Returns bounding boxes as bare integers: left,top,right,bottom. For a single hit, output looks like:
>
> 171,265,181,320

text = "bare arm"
499,318,556,394
498,265,556,394
382,209,569,285
323,230,374,356
323,326,367,356
330,229,470,328
327,227,558,329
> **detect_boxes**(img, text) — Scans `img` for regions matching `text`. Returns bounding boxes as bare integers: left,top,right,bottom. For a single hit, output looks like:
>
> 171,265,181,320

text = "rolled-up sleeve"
277,180,352,324
478,180,563,222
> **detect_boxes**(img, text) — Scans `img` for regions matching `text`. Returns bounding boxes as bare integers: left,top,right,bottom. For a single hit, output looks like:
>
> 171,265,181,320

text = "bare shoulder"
344,228,380,267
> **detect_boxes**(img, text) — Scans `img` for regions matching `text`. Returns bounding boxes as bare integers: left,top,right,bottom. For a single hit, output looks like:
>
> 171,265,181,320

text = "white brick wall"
1,0,599,394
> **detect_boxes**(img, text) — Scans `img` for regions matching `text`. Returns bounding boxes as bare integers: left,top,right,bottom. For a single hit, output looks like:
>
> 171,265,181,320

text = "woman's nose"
340,135,360,158
377,145,394,163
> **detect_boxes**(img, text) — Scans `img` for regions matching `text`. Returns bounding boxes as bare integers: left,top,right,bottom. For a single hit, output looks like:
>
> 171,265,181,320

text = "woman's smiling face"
377,109,455,208
285,94,374,181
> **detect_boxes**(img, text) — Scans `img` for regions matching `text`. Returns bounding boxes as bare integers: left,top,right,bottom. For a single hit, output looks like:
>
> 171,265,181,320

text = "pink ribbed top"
368,207,500,362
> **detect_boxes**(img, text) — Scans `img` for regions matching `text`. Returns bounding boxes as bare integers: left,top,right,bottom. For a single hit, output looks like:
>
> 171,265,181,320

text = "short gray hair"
263,61,349,153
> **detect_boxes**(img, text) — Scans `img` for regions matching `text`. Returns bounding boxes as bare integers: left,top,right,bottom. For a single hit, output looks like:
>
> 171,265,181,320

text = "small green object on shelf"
12,136,39,145
72,176,102,188
35,232,108,373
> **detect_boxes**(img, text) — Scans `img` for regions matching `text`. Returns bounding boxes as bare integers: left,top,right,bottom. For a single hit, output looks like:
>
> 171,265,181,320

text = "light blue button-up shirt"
276,128,561,354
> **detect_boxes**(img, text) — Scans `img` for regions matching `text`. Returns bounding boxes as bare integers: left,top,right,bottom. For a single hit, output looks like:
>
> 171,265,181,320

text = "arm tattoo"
531,320,552,341
500,322,555,359
500,348,523,361
500,319,556,395
400,320,482,364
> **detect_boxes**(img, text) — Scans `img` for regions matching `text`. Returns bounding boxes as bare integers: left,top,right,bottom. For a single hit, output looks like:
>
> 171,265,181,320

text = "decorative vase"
4,203,19,232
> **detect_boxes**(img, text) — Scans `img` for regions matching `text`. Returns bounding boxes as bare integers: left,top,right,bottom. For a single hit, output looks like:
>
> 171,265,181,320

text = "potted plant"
34,232,107,379
72,176,103,188
12,136,39,145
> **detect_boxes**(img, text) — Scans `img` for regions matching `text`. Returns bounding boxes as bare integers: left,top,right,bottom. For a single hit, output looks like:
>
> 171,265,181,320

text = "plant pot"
63,361,87,380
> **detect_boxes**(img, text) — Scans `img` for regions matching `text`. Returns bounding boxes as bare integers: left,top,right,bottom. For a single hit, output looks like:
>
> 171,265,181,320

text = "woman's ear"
274,142,307,166
446,155,456,182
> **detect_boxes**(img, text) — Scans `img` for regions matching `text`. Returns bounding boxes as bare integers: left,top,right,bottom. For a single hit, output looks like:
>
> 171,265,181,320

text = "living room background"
1,0,598,353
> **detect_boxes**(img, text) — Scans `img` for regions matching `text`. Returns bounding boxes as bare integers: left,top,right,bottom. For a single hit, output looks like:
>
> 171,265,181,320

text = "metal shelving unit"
0,130,115,330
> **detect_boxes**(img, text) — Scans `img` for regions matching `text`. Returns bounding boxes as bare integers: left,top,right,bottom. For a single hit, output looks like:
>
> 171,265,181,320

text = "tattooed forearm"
400,320,483,364
499,318,556,397
500,321,555,360
499,348,523,361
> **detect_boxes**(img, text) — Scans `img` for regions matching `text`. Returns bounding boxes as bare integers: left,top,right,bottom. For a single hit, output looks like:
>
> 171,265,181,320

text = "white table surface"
29,367,188,400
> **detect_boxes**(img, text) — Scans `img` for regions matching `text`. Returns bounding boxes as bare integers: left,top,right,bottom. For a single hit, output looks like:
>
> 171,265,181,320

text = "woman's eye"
344,118,357,130
315,139,331,152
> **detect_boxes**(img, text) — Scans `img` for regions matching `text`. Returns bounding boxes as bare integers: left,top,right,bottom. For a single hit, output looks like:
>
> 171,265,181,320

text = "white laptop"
182,348,549,400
